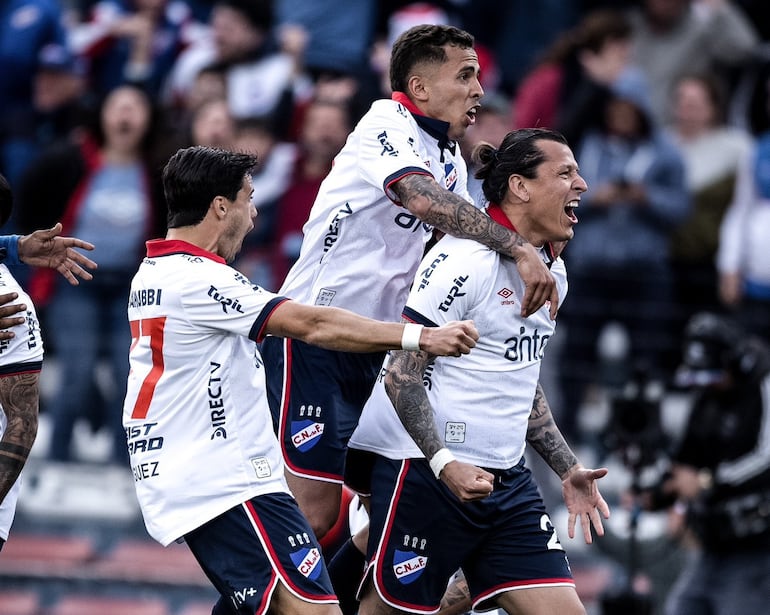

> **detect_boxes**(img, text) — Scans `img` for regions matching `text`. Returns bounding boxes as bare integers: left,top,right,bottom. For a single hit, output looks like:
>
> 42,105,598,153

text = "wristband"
429,448,456,479
401,323,424,351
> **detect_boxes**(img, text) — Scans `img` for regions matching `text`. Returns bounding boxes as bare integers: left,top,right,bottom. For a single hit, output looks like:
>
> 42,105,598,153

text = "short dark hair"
0,173,12,228
163,146,258,229
216,0,272,31
389,24,474,94
472,128,568,204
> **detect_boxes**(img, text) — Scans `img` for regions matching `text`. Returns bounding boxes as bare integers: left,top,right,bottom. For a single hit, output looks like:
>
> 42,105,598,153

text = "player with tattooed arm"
349,129,610,615
123,146,477,615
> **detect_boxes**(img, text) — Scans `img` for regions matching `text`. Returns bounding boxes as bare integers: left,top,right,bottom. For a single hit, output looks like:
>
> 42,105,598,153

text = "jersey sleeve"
180,266,287,342
355,101,432,205
402,240,491,326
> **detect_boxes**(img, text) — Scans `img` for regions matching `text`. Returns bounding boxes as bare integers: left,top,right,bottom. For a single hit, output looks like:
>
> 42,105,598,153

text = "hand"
440,460,494,502
420,320,478,357
562,466,610,544
0,292,26,341
18,223,97,285
511,244,558,319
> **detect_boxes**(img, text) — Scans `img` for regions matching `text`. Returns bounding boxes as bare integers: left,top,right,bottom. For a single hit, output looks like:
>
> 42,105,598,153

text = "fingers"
61,238,96,252
548,285,559,320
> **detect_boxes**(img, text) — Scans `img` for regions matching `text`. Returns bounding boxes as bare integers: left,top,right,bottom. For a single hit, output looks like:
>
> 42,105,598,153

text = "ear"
507,174,529,202
407,74,429,103
212,196,227,219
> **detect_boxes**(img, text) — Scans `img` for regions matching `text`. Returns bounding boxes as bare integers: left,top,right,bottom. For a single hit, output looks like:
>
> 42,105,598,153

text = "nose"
575,174,588,193
474,77,484,100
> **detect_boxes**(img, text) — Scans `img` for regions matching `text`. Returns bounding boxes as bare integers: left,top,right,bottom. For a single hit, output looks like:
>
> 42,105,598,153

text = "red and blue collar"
485,203,556,265
145,239,226,264
391,92,456,156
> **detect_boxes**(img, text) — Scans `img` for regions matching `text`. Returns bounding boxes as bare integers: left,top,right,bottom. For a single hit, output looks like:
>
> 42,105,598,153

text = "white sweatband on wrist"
401,323,424,351
429,448,456,479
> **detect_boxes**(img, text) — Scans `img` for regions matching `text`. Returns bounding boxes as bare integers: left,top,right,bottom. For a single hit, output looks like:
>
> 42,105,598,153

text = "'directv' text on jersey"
278,92,472,323
124,239,290,546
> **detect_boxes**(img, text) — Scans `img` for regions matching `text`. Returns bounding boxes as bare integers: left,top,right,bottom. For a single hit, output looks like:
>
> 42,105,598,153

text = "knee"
305,502,340,540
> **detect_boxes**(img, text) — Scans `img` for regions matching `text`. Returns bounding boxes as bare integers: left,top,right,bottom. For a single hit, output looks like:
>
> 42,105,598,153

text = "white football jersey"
124,240,291,546
279,93,473,322
350,205,568,469
0,265,43,540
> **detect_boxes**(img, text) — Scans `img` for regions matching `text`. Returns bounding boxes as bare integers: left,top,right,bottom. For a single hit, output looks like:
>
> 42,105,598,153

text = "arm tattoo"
439,570,472,613
0,372,39,505
393,175,527,257
526,382,578,479
383,348,444,460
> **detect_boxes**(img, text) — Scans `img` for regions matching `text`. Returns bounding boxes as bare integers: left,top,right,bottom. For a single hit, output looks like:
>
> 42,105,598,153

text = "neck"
166,225,219,256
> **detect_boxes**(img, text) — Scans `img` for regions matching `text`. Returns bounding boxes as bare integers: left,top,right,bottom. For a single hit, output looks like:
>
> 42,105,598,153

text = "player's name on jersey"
129,288,163,307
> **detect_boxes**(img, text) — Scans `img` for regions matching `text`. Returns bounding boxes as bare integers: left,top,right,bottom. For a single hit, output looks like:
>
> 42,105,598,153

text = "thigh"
496,585,585,615
261,337,383,482
364,456,478,613
465,463,574,612
185,492,337,615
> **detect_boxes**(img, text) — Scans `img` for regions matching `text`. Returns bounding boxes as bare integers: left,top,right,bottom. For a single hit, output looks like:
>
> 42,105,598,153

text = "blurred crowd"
1,0,769,461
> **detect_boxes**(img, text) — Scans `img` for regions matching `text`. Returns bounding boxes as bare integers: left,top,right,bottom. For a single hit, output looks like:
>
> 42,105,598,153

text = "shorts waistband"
481,458,526,484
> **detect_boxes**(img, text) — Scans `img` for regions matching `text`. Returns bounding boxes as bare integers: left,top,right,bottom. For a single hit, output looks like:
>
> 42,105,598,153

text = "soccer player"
350,129,610,615
260,23,559,549
0,171,93,550
123,146,477,615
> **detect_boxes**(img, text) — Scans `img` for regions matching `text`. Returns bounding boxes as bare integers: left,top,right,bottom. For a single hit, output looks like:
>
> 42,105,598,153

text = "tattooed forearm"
394,175,527,257
0,372,39,505
383,349,444,460
526,382,578,479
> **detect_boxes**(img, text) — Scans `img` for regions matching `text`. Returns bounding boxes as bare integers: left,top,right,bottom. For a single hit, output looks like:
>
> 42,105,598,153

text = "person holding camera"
660,312,770,615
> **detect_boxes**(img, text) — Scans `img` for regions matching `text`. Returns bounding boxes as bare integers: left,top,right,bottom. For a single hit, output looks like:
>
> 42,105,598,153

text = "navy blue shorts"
261,336,385,482
363,456,574,613
184,492,337,614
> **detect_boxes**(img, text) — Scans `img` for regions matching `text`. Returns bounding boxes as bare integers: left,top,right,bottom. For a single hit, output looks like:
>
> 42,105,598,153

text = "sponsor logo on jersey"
504,326,551,362
418,253,448,291
323,203,353,255
378,130,398,157
393,550,427,584
291,420,325,451
438,275,469,312
497,287,517,306
290,546,323,580
443,162,458,191
207,285,245,314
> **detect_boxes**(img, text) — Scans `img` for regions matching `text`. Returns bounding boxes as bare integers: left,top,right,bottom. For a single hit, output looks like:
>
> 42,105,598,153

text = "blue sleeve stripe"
402,306,437,328
249,297,290,341
0,360,43,377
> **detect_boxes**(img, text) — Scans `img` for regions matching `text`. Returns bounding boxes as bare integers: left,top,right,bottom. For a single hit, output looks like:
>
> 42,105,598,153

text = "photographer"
661,312,770,615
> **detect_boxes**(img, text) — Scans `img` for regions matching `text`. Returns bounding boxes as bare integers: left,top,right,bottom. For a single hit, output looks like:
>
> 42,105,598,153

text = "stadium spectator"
17,83,164,463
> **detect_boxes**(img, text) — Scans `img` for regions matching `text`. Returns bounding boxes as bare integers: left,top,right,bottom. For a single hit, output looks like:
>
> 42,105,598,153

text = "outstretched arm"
383,346,494,502
0,372,39,505
265,302,478,357
393,174,557,318
17,223,97,285
527,382,610,543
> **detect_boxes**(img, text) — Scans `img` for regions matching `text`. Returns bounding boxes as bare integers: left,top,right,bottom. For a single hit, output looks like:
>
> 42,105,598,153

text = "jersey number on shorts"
129,317,167,419
540,514,564,551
